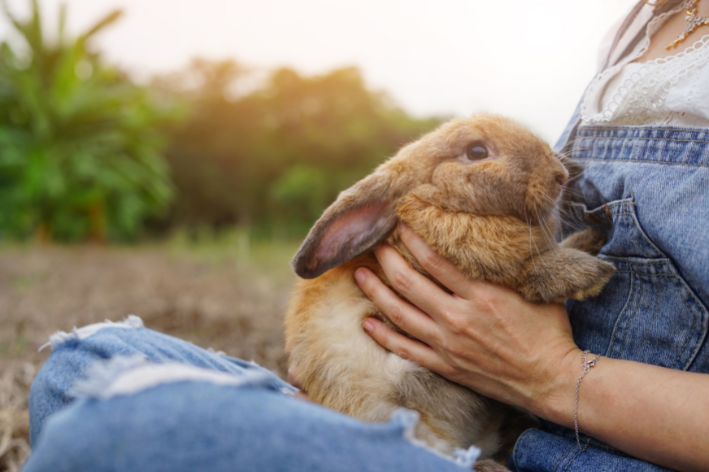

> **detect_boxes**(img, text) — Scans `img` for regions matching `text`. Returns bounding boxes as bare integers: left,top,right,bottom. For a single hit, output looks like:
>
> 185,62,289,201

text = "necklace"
666,0,709,49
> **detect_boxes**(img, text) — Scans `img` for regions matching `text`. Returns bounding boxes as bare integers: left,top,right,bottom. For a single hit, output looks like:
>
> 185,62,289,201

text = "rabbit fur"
285,114,614,467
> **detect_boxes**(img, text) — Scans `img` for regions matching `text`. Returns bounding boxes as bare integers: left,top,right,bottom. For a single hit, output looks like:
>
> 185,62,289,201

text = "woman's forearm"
535,352,709,472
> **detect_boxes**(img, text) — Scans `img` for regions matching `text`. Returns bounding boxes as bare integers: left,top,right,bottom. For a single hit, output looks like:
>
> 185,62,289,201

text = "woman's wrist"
524,346,584,428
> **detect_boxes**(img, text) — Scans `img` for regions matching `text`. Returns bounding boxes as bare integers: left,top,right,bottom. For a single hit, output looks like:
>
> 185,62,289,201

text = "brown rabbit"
285,114,614,469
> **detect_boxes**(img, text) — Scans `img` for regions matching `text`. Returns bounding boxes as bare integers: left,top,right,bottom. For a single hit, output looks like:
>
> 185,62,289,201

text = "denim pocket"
566,197,708,370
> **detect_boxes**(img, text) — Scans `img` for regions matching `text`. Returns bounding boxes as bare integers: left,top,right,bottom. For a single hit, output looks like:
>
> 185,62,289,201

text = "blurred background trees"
0,0,175,242
158,61,440,238
0,0,441,243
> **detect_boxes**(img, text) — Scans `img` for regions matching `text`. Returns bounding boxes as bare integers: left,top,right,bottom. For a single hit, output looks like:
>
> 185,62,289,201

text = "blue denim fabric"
25,325,479,472
28,323,295,446
508,125,709,472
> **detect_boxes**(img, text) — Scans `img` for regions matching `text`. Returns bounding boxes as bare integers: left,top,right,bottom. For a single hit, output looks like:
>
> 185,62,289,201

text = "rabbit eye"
465,142,488,161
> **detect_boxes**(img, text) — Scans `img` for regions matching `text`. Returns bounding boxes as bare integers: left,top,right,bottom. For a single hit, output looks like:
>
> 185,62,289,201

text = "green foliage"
0,0,441,242
269,165,329,234
0,0,177,242
159,60,441,237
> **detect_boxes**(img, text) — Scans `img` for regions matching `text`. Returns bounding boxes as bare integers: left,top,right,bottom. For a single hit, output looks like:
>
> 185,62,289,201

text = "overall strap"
599,0,648,71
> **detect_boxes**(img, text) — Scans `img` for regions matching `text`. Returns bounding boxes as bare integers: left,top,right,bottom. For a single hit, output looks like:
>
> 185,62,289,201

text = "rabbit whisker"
534,206,557,251
560,187,587,200
523,206,541,271
528,212,547,264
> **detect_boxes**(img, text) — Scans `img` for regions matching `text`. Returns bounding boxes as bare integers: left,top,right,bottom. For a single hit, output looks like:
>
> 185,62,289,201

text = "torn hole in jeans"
71,355,286,399
39,315,144,352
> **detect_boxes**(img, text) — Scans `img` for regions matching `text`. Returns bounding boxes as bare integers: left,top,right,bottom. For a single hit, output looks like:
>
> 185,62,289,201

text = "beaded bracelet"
574,350,601,448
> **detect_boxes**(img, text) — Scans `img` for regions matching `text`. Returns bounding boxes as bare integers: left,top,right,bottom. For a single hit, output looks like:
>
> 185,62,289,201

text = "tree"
159,62,441,237
0,0,176,242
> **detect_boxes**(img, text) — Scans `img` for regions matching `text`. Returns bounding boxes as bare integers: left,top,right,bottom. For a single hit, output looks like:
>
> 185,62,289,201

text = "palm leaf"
81,9,123,40
57,3,67,48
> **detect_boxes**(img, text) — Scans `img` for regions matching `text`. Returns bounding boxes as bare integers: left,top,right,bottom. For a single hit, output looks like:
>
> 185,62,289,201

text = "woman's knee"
29,317,149,444
26,363,301,472
28,315,294,445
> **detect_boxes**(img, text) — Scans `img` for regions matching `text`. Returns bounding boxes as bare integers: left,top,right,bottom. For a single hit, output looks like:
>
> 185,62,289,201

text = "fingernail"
399,222,408,233
355,269,366,284
363,319,375,332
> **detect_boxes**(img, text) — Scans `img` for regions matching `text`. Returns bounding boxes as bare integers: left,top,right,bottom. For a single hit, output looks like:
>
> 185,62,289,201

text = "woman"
24,1,709,471
357,0,709,470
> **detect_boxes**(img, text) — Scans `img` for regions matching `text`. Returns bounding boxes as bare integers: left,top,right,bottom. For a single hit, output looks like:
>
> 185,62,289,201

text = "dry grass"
0,236,299,472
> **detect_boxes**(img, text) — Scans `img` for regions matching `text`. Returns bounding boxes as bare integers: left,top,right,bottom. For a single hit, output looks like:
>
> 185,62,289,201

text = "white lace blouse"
582,3,709,127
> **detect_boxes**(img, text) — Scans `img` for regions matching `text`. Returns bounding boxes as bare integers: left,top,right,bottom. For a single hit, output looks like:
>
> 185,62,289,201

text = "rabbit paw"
559,228,607,255
519,248,615,303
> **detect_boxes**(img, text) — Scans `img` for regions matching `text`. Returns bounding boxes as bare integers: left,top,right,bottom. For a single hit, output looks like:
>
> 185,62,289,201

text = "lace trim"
591,34,709,125
581,4,704,124
583,34,709,124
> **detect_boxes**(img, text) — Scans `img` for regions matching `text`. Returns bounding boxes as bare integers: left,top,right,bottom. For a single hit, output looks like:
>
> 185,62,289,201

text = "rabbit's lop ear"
292,170,397,279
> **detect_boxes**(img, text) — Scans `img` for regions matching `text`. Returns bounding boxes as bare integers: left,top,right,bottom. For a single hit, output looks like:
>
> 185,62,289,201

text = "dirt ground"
0,239,298,472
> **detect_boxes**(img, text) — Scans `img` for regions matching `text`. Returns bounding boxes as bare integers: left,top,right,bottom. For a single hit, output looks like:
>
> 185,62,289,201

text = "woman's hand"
355,223,581,423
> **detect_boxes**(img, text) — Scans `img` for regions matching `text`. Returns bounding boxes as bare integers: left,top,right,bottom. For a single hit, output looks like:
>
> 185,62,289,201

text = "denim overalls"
507,73,709,472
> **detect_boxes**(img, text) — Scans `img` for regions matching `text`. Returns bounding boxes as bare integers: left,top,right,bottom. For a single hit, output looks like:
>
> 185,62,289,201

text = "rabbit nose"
555,172,568,186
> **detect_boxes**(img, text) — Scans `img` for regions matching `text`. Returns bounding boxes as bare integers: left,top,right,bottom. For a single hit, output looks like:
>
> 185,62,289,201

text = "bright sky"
0,0,637,143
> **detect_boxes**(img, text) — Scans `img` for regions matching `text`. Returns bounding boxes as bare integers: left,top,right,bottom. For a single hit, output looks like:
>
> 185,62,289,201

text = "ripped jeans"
24,316,480,472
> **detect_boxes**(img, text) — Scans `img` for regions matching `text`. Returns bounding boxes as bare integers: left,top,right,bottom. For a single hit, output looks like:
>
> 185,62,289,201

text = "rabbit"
284,114,614,469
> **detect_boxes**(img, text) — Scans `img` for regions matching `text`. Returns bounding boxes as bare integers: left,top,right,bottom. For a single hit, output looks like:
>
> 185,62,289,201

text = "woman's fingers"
287,365,303,389
287,364,311,401
362,317,445,372
371,243,456,321
355,267,438,341
356,266,449,374
397,223,476,298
